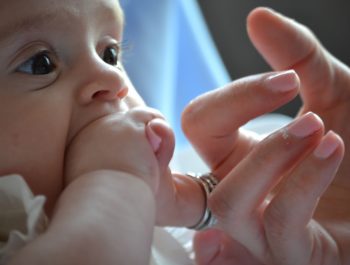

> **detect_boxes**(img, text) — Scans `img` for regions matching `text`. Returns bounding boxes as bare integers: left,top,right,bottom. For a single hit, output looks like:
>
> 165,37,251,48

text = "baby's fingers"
264,131,344,265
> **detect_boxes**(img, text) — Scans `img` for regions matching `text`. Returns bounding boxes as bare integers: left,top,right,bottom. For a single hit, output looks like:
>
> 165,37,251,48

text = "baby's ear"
146,119,175,172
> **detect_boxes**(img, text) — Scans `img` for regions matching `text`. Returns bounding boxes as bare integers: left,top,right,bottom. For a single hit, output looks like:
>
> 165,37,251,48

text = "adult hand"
182,7,350,264
193,113,344,265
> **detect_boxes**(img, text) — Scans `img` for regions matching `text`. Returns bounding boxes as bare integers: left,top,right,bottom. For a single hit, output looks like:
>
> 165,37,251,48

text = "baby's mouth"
66,101,129,149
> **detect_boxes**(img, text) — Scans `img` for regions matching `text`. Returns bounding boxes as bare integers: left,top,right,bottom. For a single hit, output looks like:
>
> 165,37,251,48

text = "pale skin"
1,1,347,265
0,0,204,264
182,7,350,265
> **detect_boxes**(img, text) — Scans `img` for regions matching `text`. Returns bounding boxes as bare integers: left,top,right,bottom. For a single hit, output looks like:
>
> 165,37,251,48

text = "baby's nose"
77,64,128,105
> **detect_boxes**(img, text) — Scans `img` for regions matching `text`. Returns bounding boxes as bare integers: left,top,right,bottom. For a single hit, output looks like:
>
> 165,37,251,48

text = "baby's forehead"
0,0,123,23
0,0,123,41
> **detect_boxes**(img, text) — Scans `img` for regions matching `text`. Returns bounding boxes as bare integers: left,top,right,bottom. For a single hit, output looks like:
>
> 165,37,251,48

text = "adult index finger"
182,70,299,175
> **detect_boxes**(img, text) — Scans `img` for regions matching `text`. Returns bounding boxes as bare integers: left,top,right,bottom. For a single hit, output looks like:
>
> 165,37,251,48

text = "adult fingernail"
314,131,341,159
287,112,323,138
265,70,299,92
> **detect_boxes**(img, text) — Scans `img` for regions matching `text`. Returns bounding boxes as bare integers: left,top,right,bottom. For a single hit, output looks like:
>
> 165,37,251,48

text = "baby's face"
0,0,145,214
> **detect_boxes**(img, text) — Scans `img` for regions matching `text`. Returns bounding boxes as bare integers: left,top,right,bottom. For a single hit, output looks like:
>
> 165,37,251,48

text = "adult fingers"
247,7,350,110
263,131,344,265
182,70,299,174
155,171,206,227
193,229,262,265
209,112,324,261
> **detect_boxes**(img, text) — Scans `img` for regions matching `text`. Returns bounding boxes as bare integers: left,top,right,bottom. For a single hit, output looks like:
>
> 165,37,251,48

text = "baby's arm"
9,170,155,265
10,107,167,265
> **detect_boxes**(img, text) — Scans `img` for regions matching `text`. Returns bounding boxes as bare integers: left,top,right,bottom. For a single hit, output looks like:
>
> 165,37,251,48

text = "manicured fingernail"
265,70,299,92
314,131,341,159
287,112,323,138
146,125,162,152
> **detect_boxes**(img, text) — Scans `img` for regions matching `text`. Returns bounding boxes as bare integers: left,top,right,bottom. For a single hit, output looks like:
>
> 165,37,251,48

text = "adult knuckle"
250,141,276,168
288,174,311,198
263,199,291,240
208,191,237,224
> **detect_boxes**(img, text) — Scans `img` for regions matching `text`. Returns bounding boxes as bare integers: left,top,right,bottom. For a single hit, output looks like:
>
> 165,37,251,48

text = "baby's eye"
102,46,119,66
17,52,56,75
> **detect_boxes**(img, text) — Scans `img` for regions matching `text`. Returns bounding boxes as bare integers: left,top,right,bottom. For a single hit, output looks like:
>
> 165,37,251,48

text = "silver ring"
186,172,218,230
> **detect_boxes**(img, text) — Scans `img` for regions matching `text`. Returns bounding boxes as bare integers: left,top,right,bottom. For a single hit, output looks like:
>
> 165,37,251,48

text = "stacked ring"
186,172,219,230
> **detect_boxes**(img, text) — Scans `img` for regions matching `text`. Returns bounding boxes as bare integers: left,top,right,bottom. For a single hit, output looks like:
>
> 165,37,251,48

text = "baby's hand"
64,107,174,193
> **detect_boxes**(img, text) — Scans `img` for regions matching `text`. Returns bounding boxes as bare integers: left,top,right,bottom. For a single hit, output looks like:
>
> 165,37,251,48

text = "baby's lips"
146,123,162,152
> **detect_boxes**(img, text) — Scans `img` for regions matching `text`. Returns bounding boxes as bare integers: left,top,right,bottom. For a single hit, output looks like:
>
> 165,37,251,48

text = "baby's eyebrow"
0,11,60,42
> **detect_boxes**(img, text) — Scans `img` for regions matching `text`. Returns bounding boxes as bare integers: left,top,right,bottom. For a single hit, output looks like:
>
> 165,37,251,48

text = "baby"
0,0,205,264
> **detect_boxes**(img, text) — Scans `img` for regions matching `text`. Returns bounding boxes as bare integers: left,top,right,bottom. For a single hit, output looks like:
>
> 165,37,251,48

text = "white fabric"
0,175,47,265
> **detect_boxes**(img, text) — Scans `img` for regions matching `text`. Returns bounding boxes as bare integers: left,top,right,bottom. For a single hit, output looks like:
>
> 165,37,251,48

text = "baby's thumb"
146,122,162,152
146,118,175,172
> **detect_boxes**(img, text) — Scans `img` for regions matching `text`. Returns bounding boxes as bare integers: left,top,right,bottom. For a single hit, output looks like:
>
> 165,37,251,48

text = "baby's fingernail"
146,125,162,152
265,70,299,92
314,131,341,159
287,112,323,138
